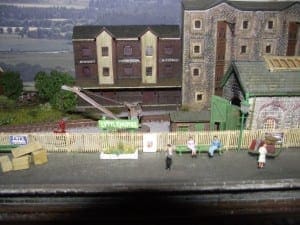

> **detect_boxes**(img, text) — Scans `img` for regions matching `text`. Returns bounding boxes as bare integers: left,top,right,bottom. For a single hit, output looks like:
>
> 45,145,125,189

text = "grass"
0,104,83,126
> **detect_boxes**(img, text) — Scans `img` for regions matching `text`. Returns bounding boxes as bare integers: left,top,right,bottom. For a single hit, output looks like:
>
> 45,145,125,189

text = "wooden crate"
12,155,30,171
11,142,42,158
32,149,48,165
0,155,13,173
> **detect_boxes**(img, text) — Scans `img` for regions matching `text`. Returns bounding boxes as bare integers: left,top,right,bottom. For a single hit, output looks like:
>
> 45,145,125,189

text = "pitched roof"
73,25,180,40
182,0,298,11
169,111,210,122
222,60,300,97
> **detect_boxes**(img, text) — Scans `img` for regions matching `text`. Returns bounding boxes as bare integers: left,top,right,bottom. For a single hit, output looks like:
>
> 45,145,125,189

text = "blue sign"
9,135,28,145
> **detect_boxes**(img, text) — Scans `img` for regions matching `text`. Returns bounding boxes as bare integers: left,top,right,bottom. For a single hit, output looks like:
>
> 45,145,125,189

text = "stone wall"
182,2,300,111
249,97,300,129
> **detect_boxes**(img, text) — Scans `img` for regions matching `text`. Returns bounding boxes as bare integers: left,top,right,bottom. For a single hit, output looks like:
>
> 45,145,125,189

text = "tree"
0,71,23,101
34,70,76,112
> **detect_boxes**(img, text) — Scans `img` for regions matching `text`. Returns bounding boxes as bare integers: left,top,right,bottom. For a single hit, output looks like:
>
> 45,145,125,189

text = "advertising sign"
98,119,139,130
143,133,157,153
9,135,28,145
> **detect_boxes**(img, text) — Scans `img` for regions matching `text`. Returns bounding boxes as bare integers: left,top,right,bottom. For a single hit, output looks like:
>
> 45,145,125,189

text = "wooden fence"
0,128,300,153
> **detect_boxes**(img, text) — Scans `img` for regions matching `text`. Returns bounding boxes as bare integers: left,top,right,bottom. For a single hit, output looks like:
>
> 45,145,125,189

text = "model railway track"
0,119,98,133
0,190,299,225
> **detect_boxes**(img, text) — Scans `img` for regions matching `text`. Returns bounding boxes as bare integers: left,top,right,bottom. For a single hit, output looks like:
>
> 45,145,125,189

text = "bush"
105,142,136,155
0,95,16,110
0,71,23,100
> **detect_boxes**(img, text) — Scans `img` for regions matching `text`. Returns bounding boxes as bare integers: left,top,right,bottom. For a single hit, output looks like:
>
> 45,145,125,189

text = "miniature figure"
208,136,221,158
165,144,173,170
258,143,267,169
187,136,197,158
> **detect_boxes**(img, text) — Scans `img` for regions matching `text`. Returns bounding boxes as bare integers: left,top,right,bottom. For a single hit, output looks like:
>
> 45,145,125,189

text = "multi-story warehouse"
182,0,300,111
72,25,181,109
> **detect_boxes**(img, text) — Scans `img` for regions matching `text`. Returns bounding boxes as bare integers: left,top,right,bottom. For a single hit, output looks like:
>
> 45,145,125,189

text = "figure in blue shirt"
208,136,221,157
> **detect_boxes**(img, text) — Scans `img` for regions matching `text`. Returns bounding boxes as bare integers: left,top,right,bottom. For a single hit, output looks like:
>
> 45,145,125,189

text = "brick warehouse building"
72,25,182,109
182,0,300,111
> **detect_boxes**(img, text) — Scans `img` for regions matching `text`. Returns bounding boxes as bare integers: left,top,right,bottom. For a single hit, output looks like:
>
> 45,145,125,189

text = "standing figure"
53,118,66,133
165,144,173,170
187,136,197,158
258,143,267,168
208,136,221,157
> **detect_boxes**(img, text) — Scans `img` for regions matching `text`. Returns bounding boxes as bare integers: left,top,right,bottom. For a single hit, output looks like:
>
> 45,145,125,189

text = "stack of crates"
0,141,48,173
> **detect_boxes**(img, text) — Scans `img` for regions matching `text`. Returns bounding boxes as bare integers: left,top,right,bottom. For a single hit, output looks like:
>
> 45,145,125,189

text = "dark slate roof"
182,0,298,11
222,61,300,97
169,111,210,122
73,25,180,40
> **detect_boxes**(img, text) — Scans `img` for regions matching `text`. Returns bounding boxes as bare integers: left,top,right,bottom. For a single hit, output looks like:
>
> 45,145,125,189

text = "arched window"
263,118,276,129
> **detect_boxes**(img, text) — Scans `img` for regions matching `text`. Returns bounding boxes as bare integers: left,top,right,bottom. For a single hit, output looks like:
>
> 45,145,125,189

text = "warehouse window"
194,45,200,54
82,66,91,76
146,67,152,76
164,46,173,55
243,20,249,29
193,68,199,76
124,64,133,76
194,20,201,29
241,45,247,54
195,92,204,102
146,46,153,56
103,67,109,76
267,21,274,30
124,46,132,56
102,47,108,56
81,48,91,57
265,45,271,54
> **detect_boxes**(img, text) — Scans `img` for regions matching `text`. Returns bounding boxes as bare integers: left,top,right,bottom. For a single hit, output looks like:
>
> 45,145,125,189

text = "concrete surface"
1,148,300,194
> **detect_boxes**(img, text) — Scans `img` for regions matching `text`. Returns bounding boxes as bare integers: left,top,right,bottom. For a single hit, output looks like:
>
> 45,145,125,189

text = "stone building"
182,0,300,111
221,56,300,130
72,25,182,109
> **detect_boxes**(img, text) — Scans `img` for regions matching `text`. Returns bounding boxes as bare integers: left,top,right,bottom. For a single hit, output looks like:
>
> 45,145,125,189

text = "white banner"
143,133,157,153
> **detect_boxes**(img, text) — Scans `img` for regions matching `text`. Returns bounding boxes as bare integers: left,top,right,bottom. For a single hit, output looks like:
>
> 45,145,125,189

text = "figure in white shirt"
258,143,267,169
187,136,197,158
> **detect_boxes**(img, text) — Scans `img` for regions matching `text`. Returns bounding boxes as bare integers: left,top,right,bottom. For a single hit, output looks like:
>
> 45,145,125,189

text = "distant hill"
0,0,89,8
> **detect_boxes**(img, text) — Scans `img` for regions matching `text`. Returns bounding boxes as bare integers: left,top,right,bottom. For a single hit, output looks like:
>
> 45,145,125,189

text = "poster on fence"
9,135,28,145
143,133,157,152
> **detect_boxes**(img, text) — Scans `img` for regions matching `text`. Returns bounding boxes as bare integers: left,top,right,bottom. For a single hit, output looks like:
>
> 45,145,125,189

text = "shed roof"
73,25,180,40
169,111,210,123
222,60,300,97
182,0,298,11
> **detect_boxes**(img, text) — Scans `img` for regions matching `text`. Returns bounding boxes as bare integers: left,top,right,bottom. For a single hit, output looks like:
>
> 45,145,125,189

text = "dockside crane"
61,85,142,132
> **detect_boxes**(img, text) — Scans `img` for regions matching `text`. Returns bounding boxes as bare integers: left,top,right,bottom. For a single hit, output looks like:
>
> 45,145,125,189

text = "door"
215,21,227,96
210,95,240,130
286,22,298,56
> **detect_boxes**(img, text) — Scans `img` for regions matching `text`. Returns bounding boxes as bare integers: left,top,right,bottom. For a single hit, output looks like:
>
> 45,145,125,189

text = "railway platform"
0,148,300,225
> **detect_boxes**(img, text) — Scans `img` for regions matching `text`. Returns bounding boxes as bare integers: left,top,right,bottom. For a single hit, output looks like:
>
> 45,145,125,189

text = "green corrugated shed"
169,111,210,123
